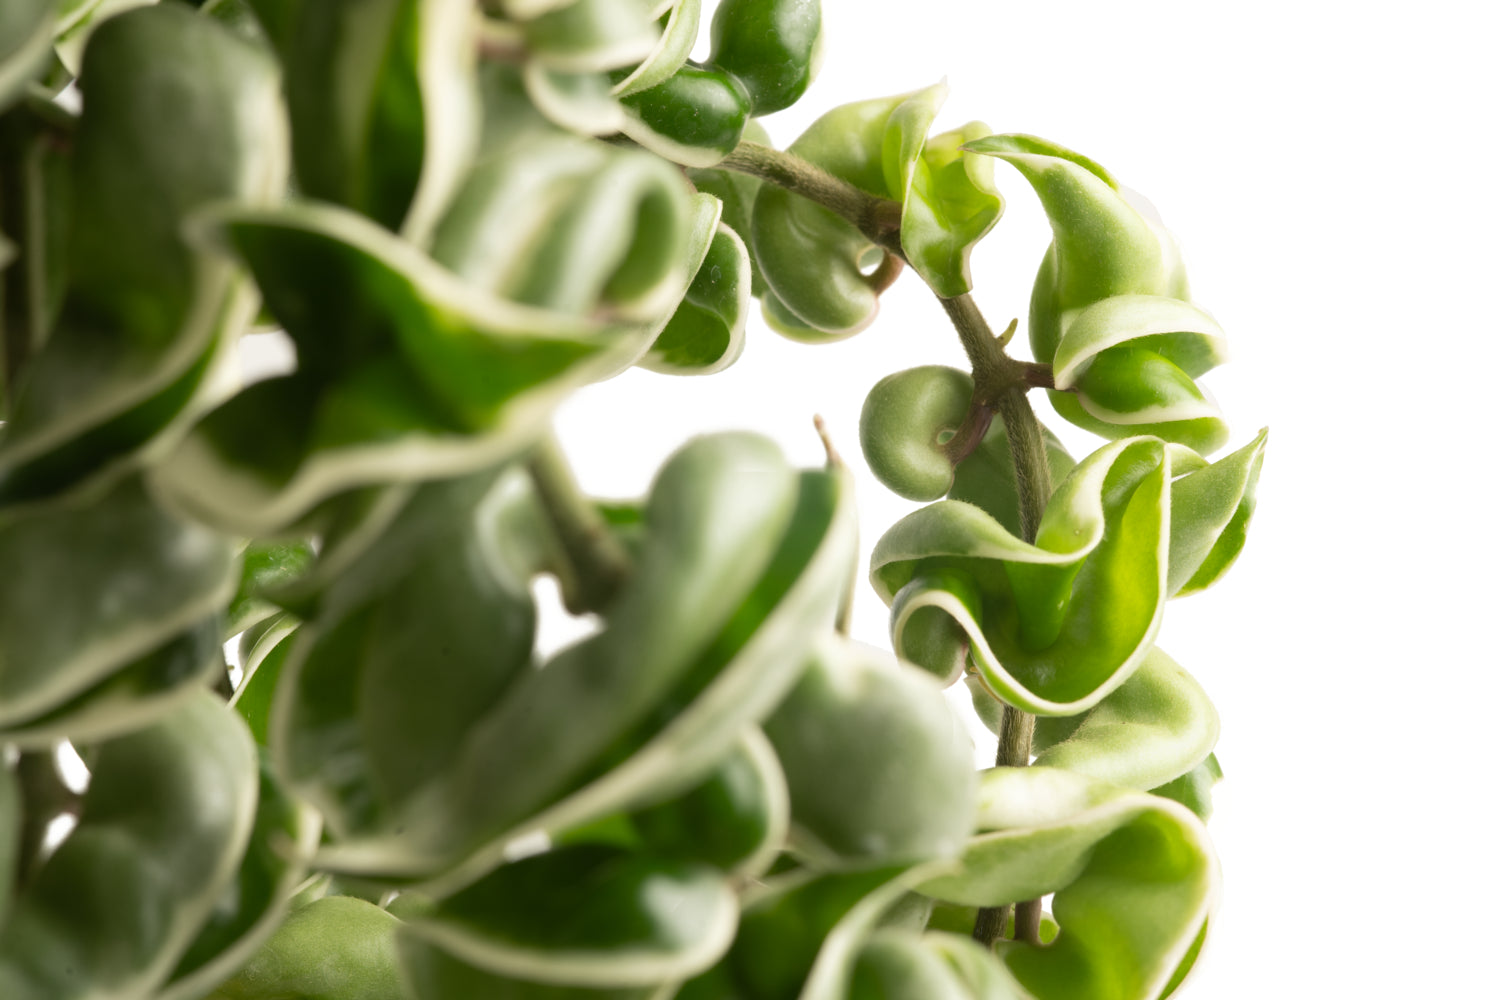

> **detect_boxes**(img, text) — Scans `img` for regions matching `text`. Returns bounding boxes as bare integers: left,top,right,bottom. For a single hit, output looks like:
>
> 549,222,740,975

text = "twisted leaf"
965,134,1229,453
0,0,55,114
919,767,1217,1000
0,4,285,506
0,693,259,1000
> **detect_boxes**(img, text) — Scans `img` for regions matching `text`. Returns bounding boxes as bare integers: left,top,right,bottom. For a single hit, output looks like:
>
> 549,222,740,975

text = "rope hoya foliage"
2,2,1264,999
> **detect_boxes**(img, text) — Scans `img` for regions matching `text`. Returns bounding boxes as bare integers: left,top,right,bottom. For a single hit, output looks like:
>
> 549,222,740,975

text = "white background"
549,1,1500,996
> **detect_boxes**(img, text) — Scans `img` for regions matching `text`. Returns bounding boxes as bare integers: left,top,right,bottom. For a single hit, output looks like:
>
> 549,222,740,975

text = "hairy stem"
526,432,633,616
718,142,904,254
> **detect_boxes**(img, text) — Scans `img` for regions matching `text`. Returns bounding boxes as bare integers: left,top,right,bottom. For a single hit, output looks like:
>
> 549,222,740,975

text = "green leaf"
273,470,536,840
232,613,298,746
638,218,751,375
0,476,235,730
706,0,820,117
0,693,259,1000
0,615,223,748
963,134,1229,452
0,4,285,505
153,202,632,535
226,539,315,637
309,433,856,890
524,0,660,74
630,727,788,877
404,845,737,987
204,895,407,1000
859,365,973,502
0,0,56,114
763,639,977,869
618,64,750,167
161,755,321,1000
918,767,1217,1000
873,437,1172,715
1030,646,1218,793
284,0,477,243
1168,428,1267,596
612,0,700,97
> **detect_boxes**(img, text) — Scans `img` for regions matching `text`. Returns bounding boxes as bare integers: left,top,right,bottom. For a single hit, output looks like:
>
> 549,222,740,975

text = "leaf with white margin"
630,727,788,878
153,202,636,535
232,612,298,745
523,0,660,74
678,865,917,1000
1167,428,1267,596
918,767,1218,1000
638,215,751,375
399,934,666,1000
1050,295,1230,454
309,433,856,891
1150,754,1222,823
432,76,694,323
0,692,258,1000
850,929,1038,1000
404,844,737,988
882,84,1001,299
874,437,1170,715
0,476,235,730
0,4,285,506
283,0,477,244
963,134,1228,453
160,755,321,1000
273,470,536,840
203,895,407,1000
611,0,700,96
762,638,976,869
226,539,315,637
750,84,999,338
1028,646,1218,794
0,615,222,749
0,0,55,114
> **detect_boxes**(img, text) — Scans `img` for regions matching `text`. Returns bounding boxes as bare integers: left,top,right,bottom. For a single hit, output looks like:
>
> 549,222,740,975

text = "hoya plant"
0,1,1265,998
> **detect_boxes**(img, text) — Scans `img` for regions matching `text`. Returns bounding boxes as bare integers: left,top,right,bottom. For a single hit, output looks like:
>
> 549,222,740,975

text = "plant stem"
720,138,1058,949
526,431,632,616
718,142,904,254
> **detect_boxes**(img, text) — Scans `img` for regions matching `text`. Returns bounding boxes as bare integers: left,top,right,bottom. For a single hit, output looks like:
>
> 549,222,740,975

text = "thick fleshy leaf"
964,134,1228,452
1150,754,1222,822
850,931,982,1000
681,866,915,1000
611,0,700,97
154,202,634,535
705,0,819,117
0,4,284,505
433,75,693,322
273,469,536,840
204,895,406,1000
226,539,315,637
405,844,737,987
524,0,660,74
631,727,788,877
0,476,236,729
309,433,856,889
618,64,751,168
946,415,1076,539
919,767,1217,1000
232,613,298,745
1168,428,1267,596
0,764,19,927
1028,646,1218,793
685,118,770,297
161,756,321,1000
0,615,223,748
398,934,661,1000
873,437,1171,715
0,693,259,1000
751,84,998,338
638,219,750,374
763,639,976,869
283,0,477,243
0,0,55,113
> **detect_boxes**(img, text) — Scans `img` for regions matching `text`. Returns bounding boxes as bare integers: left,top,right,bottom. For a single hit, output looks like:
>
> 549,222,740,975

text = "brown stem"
718,142,904,254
